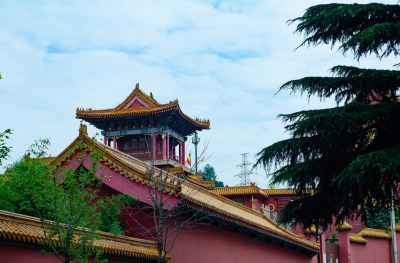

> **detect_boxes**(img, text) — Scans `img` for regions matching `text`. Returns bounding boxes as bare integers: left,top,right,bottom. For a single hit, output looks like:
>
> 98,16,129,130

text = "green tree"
0,129,12,166
256,3,400,229
201,164,224,187
0,137,131,262
365,207,400,231
202,164,217,181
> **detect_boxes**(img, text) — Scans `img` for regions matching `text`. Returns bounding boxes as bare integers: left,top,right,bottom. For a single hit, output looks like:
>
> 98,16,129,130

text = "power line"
235,153,254,186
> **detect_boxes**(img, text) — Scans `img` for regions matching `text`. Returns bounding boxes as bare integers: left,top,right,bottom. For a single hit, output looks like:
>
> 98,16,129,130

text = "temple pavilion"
76,83,209,174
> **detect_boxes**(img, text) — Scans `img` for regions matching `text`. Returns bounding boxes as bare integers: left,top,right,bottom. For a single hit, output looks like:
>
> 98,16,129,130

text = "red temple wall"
0,244,128,263
350,238,392,263
121,205,157,239
261,195,364,237
168,224,317,263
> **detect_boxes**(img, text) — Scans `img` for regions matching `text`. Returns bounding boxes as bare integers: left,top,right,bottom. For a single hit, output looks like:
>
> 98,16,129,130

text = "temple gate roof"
48,128,319,253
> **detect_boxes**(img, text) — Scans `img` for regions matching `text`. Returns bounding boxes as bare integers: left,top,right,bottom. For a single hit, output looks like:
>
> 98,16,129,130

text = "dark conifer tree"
256,3,400,229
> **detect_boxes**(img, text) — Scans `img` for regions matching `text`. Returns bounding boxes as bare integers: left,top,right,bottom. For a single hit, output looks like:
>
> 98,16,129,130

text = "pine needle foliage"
257,2,400,229
291,3,400,59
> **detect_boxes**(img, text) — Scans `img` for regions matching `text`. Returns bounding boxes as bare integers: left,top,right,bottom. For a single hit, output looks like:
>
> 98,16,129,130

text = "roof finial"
79,123,88,136
135,83,139,89
150,92,154,99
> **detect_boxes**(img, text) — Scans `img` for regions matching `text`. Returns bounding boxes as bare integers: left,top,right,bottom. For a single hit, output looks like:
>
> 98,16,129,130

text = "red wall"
0,244,128,263
169,224,316,263
351,238,392,263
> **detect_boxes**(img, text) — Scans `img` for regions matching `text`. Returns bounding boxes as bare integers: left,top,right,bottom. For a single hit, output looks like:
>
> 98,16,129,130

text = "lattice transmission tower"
235,153,255,186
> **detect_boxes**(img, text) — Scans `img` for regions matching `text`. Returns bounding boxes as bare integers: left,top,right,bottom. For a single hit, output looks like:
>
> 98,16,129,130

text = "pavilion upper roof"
76,83,210,134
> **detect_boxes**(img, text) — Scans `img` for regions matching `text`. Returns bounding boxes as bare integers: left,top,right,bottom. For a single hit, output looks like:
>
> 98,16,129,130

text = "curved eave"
76,104,210,130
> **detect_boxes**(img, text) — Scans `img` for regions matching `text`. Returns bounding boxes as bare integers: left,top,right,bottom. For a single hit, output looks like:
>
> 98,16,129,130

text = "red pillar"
104,136,107,145
182,141,185,165
338,229,351,263
166,134,170,160
320,232,326,263
152,133,156,160
162,132,167,160
113,136,117,149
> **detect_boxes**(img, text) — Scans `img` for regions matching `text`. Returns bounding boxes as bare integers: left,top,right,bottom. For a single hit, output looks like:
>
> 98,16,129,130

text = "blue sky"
0,0,397,187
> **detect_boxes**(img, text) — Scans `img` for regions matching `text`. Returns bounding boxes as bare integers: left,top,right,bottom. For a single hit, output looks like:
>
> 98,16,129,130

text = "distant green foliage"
28,138,51,158
202,164,216,181
214,180,224,187
0,129,12,166
256,2,400,229
201,164,225,187
0,156,54,217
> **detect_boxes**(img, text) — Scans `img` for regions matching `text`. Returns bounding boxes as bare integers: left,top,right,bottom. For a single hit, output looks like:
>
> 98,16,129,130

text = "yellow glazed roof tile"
336,221,353,231
263,189,298,196
212,187,312,197
0,210,165,261
211,183,268,198
359,228,391,240
350,233,368,244
302,225,323,235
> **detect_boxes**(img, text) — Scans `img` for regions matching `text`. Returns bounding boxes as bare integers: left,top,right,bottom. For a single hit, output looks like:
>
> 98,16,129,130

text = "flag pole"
391,188,398,263
192,132,200,174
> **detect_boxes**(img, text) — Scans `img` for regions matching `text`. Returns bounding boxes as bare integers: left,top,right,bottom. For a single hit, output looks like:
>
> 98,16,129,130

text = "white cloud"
0,0,397,188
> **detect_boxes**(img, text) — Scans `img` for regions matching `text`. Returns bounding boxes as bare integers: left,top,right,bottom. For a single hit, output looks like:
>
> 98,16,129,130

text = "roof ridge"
115,83,160,109
0,209,164,260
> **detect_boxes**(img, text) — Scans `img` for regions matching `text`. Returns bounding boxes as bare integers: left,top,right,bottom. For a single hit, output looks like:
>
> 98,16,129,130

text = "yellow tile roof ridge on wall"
262,188,314,196
335,221,353,231
211,184,269,198
50,132,319,252
0,209,167,261
359,228,392,240
350,233,368,244
302,225,323,235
